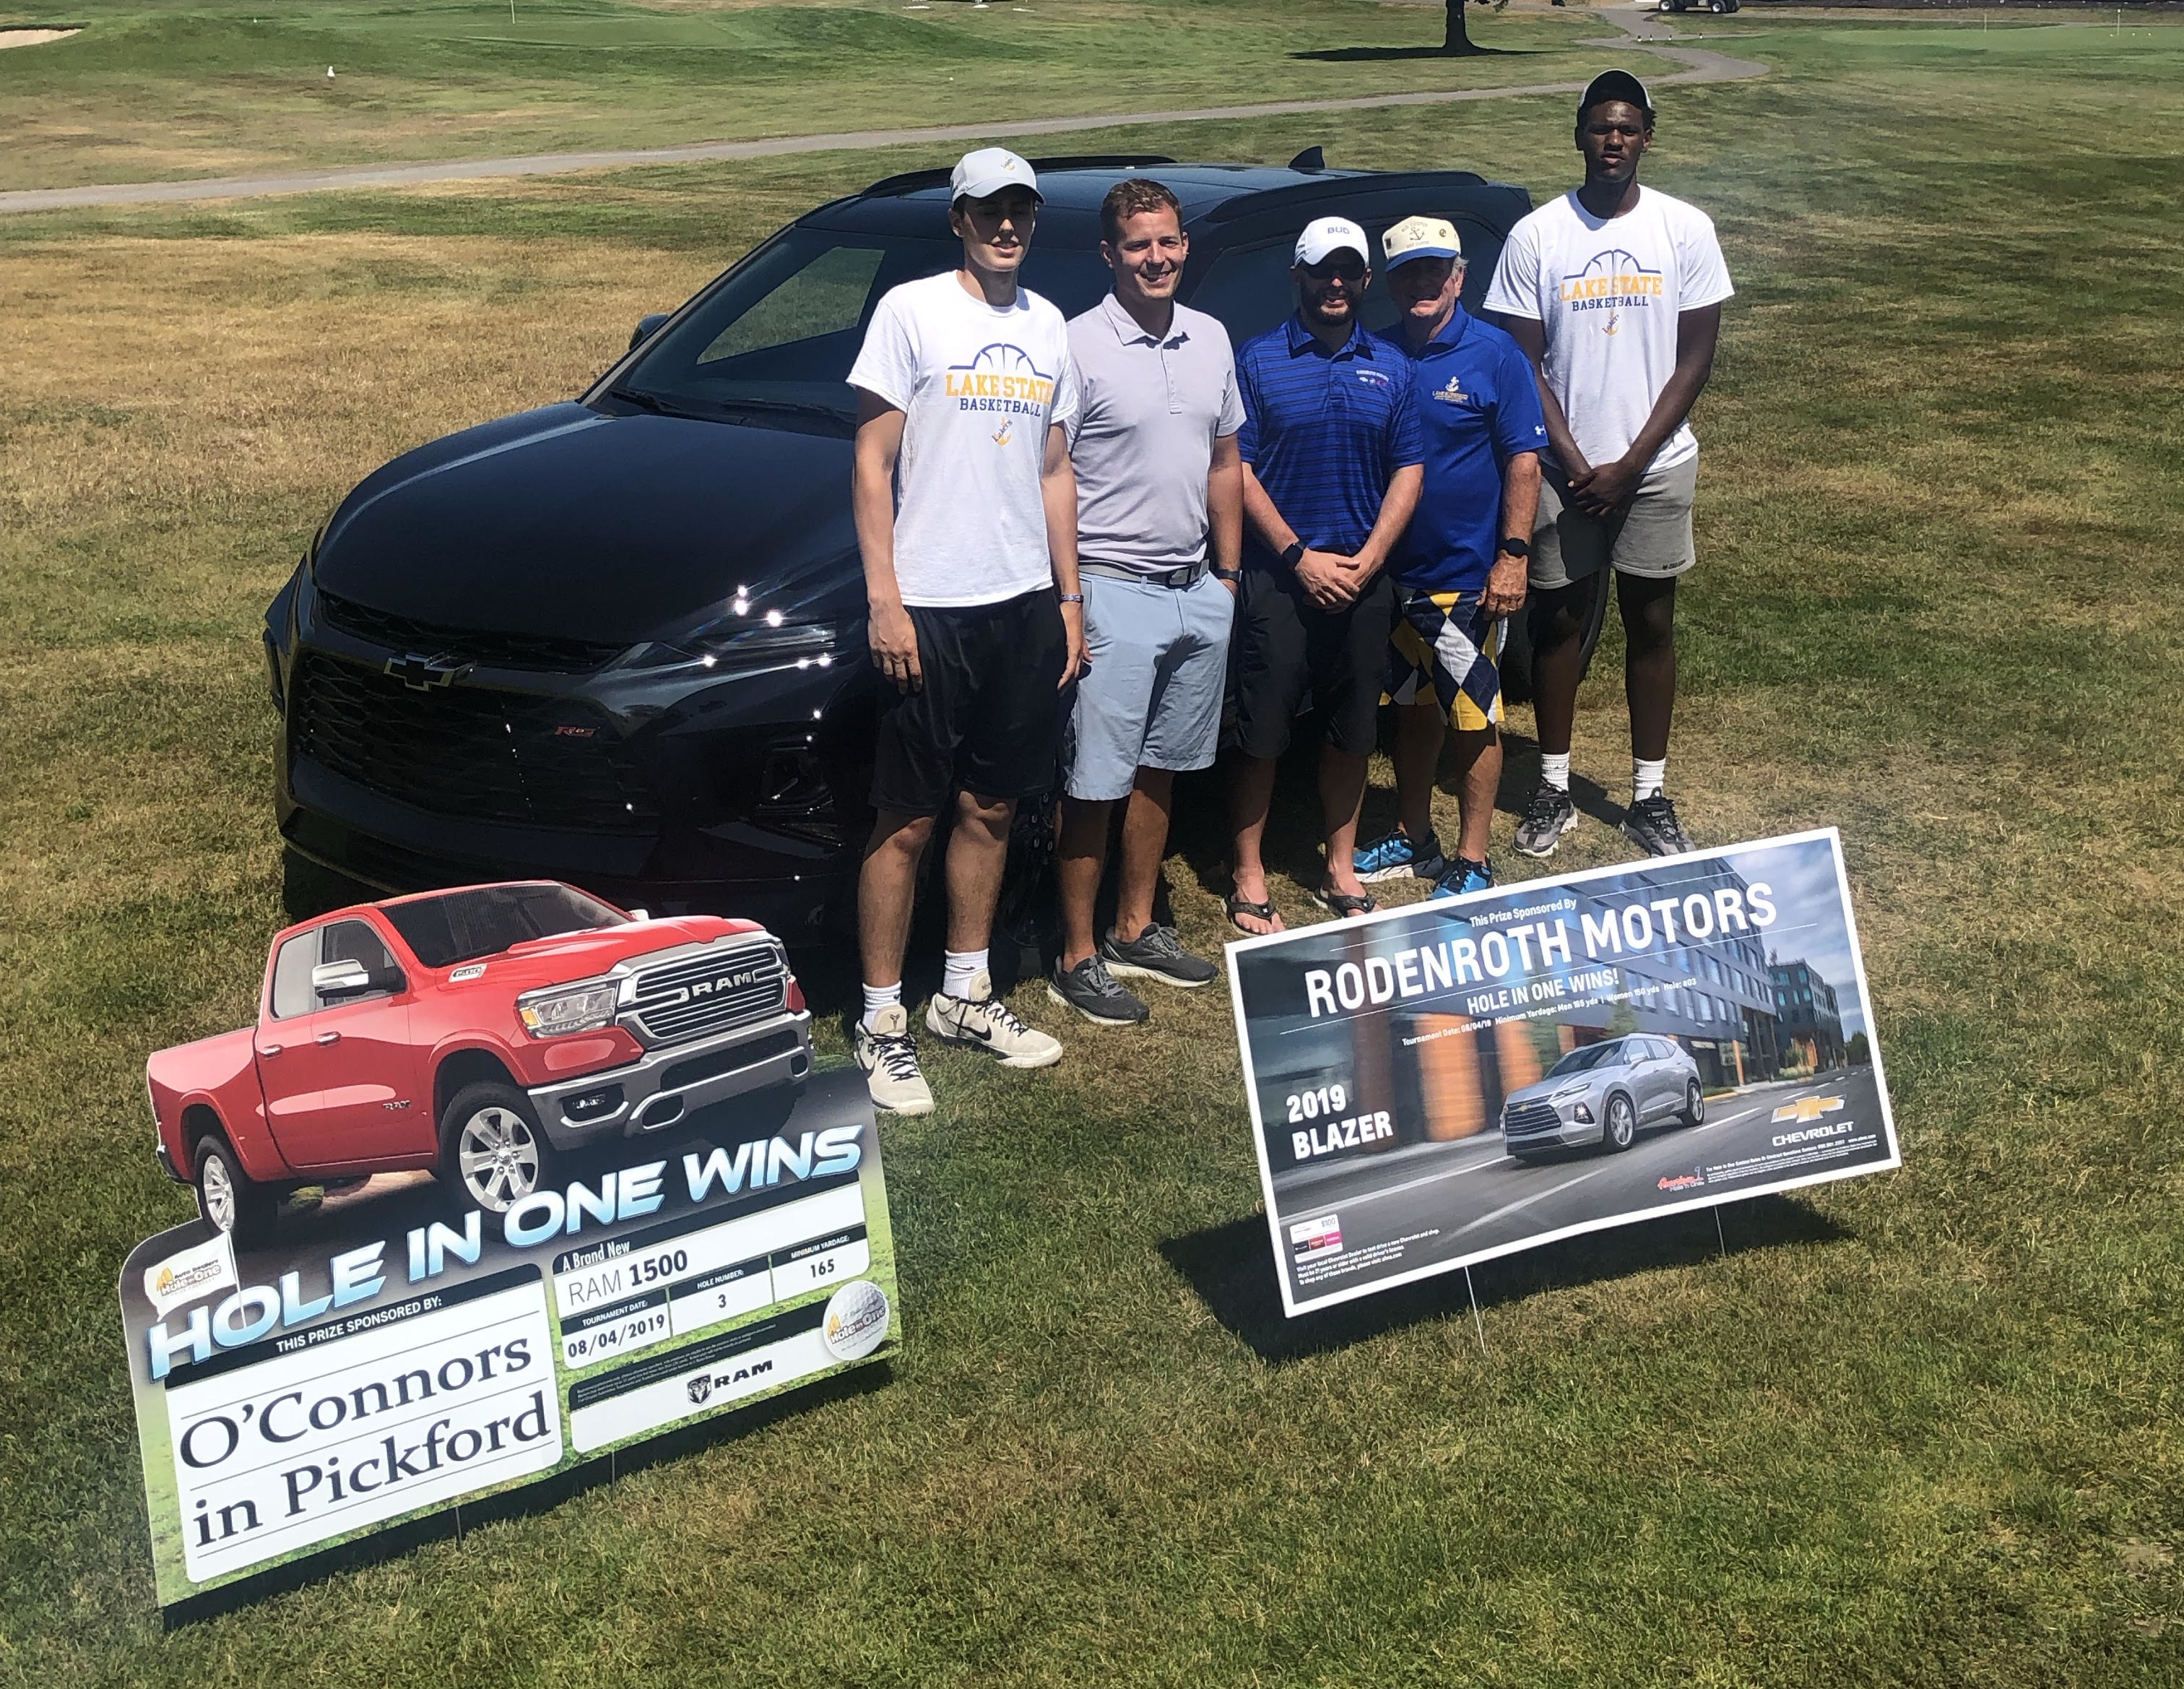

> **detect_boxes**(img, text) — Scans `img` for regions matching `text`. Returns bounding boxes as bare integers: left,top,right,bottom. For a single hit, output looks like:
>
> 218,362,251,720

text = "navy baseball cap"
1578,70,1654,123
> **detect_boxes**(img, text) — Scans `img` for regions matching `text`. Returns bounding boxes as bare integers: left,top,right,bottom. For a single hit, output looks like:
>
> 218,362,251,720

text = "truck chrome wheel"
456,1105,542,1211
202,1152,238,1231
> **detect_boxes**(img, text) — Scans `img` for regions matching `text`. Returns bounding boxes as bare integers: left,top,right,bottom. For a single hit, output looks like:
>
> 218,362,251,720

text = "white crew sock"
1540,753,1572,792
1632,758,1667,803
859,982,902,1034
942,949,988,1000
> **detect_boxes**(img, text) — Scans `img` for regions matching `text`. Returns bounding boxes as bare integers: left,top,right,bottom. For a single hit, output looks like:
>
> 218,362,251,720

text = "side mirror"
628,314,670,353
626,907,651,921
312,959,400,1002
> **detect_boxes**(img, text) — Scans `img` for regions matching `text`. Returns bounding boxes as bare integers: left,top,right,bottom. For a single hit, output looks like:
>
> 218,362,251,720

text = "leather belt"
1079,561,1207,587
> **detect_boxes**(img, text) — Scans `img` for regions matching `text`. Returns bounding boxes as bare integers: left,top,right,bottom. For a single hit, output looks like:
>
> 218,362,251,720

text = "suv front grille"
317,589,628,674
290,652,659,834
627,945,789,1045
1502,1100,1564,1138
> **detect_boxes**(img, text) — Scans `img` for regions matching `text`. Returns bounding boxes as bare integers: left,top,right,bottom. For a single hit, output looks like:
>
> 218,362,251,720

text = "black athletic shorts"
1232,562,1398,759
870,587,1069,816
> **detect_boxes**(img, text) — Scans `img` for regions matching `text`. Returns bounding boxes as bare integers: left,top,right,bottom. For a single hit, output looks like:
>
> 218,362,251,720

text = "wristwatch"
1496,537,1531,560
1279,540,1306,571
1210,567,1242,583
1058,592,1085,605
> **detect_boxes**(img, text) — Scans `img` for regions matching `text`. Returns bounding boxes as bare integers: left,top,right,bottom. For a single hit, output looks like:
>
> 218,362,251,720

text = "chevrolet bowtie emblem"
1772,1096,1846,1123
386,652,471,691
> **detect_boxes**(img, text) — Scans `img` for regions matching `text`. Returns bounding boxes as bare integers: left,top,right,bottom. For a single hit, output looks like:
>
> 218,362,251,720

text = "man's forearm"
1207,455,1244,574
1355,464,1424,574
1242,465,1299,558
1618,304,1722,470
853,463,903,607
1504,316,1587,475
1500,452,1541,545
1041,460,1081,595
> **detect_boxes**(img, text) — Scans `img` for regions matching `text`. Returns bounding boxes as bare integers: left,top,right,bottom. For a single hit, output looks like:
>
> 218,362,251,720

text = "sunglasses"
1303,259,1367,283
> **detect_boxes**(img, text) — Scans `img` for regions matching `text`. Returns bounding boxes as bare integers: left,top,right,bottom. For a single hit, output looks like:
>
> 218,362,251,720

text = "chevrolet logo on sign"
1772,1096,1846,1124
386,652,472,691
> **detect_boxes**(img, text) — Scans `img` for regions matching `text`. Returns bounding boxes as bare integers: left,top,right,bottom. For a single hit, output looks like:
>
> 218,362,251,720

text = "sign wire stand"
1464,1265,1486,1355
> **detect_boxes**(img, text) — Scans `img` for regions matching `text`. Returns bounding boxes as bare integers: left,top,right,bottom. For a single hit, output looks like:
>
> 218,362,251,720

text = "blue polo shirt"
1370,306,1546,595
1236,314,1424,563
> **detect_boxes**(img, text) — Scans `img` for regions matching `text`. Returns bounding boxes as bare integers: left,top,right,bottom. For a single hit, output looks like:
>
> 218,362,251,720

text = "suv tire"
440,1081,557,1214
1604,1092,1637,1152
194,1133,276,1245
1682,1080,1706,1127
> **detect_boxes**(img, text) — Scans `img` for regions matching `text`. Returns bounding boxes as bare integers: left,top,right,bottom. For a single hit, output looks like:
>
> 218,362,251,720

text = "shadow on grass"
1289,46,1530,63
1161,1193,1851,1365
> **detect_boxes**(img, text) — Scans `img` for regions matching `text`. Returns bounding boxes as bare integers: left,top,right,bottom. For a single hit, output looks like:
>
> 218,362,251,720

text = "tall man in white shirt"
1484,70,1734,859
845,147,1090,1114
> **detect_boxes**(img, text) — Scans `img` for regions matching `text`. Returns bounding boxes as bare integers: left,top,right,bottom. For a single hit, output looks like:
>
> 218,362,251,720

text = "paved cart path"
0,12,1765,216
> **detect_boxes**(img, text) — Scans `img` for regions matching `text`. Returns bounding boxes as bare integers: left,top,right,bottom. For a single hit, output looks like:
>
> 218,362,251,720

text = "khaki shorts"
1530,453,1699,590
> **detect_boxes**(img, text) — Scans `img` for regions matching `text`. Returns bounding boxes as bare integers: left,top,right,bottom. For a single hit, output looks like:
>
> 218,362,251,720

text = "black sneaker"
1514,784,1579,858
1047,955,1150,1025
1100,922,1218,989
1623,793,1696,857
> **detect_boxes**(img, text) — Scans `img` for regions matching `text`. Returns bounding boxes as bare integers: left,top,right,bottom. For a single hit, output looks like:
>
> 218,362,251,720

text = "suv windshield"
1547,1041,1629,1078
614,230,1113,423
384,884,627,968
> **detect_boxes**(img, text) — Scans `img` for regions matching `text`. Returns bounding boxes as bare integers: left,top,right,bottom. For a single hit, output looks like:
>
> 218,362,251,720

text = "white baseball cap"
1382,215,1462,270
950,147,1041,204
1294,216,1372,268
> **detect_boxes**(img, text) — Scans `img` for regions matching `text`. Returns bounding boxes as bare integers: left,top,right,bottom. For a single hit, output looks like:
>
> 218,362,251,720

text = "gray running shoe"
1048,954,1150,1025
1623,794,1696,858
1100,921,1218,989
1514,784,1579,858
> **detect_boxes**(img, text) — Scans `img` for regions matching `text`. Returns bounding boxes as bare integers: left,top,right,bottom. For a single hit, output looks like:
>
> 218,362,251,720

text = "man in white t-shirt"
1484,70,1733,860
844,147,1089,1115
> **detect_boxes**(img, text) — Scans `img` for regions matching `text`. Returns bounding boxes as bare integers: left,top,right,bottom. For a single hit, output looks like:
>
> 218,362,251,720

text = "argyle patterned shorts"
1385,589,1504,733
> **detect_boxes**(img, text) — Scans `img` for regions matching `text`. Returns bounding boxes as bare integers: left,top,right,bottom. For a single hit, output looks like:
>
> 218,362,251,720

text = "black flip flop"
1310,884,1377,919
1226,892,1283,936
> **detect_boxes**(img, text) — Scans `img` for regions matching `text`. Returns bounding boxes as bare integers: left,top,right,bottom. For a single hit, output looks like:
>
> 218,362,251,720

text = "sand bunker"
0,28,80,50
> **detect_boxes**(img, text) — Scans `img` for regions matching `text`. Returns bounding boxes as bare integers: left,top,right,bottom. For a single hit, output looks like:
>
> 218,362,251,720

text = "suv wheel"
441,1082,556,1214
1604,1093,1637,1152
194,1134,276,1244
1682,1081,1706,1127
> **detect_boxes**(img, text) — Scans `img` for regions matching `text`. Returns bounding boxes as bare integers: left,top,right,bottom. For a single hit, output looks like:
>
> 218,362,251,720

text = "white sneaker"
924,970,1062,1069
853,1003,935,1115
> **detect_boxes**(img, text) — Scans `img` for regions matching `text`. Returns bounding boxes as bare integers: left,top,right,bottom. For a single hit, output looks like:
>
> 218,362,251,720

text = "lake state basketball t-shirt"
848,272,1080,608
1483,186,1733,474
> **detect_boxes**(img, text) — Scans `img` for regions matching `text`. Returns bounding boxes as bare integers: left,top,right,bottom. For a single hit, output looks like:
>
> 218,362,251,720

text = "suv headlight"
518,980,620,1038
613,601,841,675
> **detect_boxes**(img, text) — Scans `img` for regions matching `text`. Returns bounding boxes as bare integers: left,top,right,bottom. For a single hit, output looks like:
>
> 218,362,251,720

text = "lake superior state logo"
945,342,1057,420
1559,247,1665,336
1432,375,1470,407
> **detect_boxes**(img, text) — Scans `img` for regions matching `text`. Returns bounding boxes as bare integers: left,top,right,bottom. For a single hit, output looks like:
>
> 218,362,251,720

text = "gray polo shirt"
1065,293,1245,576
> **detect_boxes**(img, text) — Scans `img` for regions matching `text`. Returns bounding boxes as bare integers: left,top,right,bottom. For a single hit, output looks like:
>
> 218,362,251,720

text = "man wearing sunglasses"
1226,217,1424,934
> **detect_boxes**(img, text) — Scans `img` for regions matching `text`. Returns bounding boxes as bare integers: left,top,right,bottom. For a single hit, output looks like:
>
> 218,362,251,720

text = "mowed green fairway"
3,11,2183,1683
0,0,1603,191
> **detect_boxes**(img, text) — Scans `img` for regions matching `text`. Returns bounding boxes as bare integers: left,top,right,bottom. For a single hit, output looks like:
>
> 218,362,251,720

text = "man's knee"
1529,581,1596,649
957,790,1016,839
867,808,936,860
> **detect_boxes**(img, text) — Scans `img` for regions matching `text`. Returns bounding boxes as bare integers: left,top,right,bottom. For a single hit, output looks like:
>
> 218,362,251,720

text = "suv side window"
269,933,319,1020
318,920,402,1008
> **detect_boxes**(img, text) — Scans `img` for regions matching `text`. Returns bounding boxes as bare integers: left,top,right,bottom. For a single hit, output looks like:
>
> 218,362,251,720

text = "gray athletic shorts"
1062,569,1234,802
1530,453,1699,590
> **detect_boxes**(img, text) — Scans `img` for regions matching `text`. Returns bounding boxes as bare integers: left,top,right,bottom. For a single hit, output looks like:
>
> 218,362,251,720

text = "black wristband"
1497,537,1531,560
1210,567,1241,583
1279,540,1306,570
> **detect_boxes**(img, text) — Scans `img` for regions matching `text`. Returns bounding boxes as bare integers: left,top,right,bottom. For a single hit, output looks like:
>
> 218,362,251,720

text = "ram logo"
686,1375,713,1406
656,967,768,1006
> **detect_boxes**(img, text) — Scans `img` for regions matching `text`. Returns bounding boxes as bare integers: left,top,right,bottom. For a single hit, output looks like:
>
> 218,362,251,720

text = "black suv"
268,154,1546,938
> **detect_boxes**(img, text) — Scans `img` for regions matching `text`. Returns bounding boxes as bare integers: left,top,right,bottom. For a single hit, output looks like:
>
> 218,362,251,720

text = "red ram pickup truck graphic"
147,881,811,1240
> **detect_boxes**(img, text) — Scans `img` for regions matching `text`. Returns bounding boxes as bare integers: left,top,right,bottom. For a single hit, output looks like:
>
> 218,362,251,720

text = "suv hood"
313,405,858,645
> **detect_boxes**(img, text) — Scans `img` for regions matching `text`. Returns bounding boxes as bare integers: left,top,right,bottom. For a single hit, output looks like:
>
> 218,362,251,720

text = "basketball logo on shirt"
1559,249,1665,334
992,422,1013,446
945,342,1057,423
